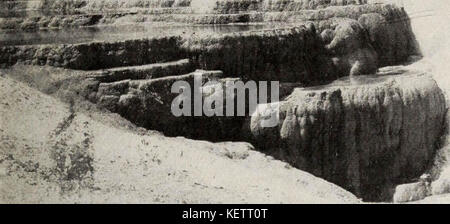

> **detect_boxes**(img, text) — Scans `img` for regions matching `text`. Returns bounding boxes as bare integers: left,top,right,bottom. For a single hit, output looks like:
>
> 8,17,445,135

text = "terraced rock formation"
0,74,360,203
249,67,447,201
1,0,447,202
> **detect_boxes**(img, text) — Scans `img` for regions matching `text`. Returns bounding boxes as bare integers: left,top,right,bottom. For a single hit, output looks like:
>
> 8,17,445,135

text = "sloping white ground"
0,75,359,204
392,0,450,203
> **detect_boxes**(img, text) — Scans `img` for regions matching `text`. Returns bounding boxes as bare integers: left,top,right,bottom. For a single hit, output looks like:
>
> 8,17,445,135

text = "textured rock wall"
113,3,413,25
0,74,360,203
0,22,415,84
0,37,184,70
3,66,445,202
76,0,192,12
82,0,191,9
0,27,334,83
90,70,248,140
1,4,420,80
191,0,368,13
183,26,333,82
0,14,105,30
0,0,87,17
358,11,420,66
1,0,445,203
249,70,447,201
321,19,379,77
0,0,191,12
264,4,420,65
0,0,366,15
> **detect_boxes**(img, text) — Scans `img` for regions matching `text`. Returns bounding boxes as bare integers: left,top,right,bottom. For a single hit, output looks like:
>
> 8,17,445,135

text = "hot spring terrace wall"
0,27,333,83
0,37,184,70
249,72,447,201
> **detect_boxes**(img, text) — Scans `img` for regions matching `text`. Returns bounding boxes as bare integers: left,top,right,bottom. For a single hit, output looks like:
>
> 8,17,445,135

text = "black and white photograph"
1,0,450,210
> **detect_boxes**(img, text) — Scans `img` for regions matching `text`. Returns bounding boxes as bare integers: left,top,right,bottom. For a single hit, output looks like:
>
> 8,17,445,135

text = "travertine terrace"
1,0,448,203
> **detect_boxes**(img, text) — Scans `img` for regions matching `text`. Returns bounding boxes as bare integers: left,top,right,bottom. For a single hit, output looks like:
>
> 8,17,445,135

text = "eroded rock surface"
1,0,445,203
1,2,421,88
0,74,360,204
249,67,447,201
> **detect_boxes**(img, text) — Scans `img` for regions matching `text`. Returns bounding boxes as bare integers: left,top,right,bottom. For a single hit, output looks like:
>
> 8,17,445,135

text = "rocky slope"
0,74,359,203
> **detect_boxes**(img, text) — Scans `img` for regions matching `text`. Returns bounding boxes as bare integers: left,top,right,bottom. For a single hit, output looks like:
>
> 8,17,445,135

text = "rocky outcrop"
0,74,360,203
0,0,190,14
0,64,299,141
358,12,420,66
0,0,367,17
266,4,420,65
0,22,386,83
0,37,184,70
191,0,368,13
1,3,420,81
393,180,430,203
0,1,438,203
249,68,447,201
0,0,44,13
93,70,229,139
0,14,105,30
86,58,195,82
183,26,333,82
323,19,378,76
82,0,192,9
3,63,446,202
0,26,334,83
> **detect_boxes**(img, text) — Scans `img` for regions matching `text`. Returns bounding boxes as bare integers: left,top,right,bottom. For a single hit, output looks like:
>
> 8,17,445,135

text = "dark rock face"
249,70,447,201
0,18,410,84
86,59,195,83
192,0,368,14
324,18,378,76
0,1,442,202
358,12,421,66
184,26,333,83
0,26,334,83
0,37,184,70
92,69,245,140
0,74,361,204
0,14,103,30
3,66,446,202
0,3,420,83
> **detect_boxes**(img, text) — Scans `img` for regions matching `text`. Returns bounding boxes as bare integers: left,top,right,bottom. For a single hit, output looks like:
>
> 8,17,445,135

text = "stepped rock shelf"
0,0,448,202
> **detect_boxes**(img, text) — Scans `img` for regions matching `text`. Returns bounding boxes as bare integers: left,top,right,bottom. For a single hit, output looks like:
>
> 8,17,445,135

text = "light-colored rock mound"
0,74,359,203
250,67,447,201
